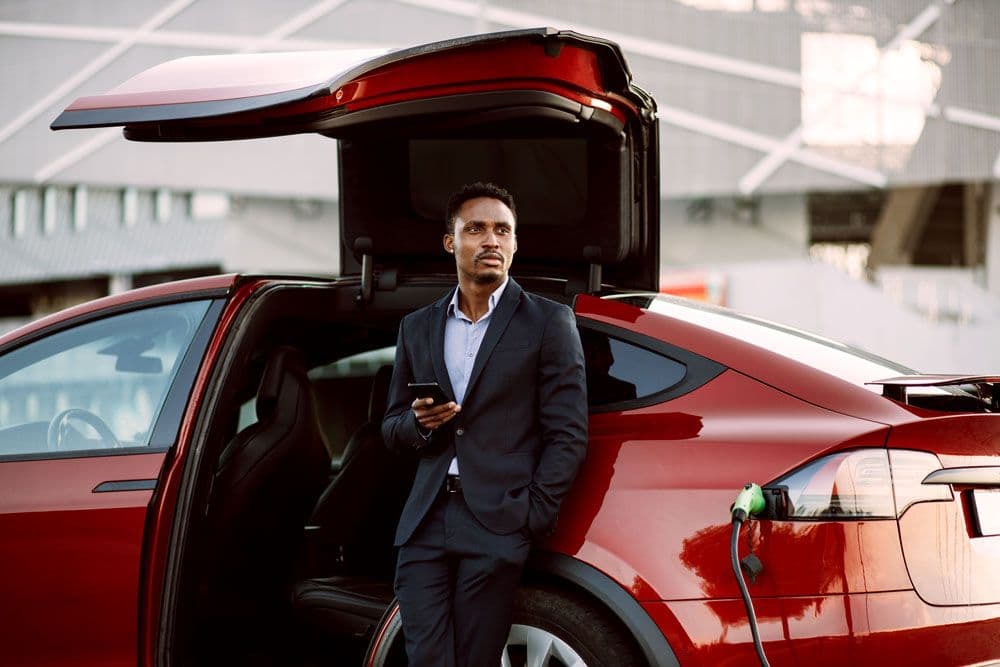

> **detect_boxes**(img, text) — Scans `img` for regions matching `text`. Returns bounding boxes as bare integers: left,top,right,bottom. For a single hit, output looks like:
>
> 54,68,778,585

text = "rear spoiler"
867,374,1000,409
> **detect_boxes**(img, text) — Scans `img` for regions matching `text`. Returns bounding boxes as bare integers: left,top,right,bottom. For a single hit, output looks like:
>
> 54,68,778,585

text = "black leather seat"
307,365,405,557
209,346,331,613
293,576,395,640
293,364,414,640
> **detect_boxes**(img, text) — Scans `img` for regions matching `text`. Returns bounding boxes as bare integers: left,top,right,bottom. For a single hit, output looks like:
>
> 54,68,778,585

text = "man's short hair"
445,182,517,234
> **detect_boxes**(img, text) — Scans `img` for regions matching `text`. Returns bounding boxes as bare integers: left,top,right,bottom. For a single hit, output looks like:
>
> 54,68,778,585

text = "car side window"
0,300,212,457
579,327,687,408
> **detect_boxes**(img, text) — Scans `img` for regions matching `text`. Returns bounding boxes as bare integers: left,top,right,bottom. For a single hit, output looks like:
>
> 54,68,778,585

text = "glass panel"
774,449,895,519
309,346,397,380
0,300,211,456
580,329,686,407
409,138,588,227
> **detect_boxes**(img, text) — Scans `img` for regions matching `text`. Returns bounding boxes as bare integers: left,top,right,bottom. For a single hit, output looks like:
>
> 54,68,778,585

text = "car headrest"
368,365,394,422
256,346,307,419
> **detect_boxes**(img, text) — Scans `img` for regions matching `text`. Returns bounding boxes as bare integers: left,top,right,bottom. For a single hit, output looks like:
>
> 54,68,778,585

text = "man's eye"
497,228,510,235
466,225,481,233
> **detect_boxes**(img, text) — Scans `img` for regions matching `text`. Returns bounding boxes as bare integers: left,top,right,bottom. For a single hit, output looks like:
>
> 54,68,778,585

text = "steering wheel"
47,408,121,451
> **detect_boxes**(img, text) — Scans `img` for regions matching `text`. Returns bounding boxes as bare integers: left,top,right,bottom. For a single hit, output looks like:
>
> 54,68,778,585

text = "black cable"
730,518,770,667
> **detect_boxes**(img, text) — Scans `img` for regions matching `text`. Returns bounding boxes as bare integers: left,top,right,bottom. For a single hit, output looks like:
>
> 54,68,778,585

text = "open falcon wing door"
54,28,660,293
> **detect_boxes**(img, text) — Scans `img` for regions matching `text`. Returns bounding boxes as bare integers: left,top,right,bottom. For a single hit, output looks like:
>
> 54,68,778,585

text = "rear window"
580,327,686,407
408,138,588,227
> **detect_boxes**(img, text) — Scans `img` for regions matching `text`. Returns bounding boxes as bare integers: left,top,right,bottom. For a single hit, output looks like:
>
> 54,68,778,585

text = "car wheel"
365,585,644,667
504,585,644,667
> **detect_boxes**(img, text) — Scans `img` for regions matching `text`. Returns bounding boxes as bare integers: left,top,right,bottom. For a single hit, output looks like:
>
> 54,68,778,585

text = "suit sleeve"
381,317,425,453
528,304,588,538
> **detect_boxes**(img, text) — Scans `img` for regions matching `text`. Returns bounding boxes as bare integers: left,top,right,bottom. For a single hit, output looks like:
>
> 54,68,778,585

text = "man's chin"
473,270,504,286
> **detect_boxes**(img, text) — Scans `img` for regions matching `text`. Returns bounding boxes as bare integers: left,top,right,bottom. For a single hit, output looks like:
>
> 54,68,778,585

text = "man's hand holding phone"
408,382,461,432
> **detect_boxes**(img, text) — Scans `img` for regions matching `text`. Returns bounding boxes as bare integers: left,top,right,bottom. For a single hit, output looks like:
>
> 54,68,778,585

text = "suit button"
455,428,465,436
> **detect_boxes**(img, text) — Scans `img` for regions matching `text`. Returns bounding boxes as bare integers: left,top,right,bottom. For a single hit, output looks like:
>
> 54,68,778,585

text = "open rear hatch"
53,28,660,293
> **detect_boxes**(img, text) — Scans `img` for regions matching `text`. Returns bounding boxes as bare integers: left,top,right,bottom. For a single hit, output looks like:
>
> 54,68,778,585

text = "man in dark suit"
382,182,588,667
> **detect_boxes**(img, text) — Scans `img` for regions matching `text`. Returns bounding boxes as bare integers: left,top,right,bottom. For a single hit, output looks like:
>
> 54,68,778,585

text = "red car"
1,29,998,667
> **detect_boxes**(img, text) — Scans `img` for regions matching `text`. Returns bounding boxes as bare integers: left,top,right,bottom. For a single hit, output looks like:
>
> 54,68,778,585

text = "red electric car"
1,29,998,667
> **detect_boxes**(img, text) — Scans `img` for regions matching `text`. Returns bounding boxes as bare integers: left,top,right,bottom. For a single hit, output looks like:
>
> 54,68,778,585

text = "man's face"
444,196,517,285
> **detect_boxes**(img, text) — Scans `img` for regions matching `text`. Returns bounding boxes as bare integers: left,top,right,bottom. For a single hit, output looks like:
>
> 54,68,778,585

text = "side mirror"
100,337,163,374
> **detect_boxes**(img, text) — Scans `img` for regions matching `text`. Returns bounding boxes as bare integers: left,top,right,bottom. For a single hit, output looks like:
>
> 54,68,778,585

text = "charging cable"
731,483,770,667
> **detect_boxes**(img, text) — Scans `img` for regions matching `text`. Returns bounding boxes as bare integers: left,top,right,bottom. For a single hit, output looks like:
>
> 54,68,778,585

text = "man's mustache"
475,252,504,261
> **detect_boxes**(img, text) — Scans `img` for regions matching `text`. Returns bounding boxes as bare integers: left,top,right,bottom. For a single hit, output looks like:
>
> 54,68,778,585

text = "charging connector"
730,483,770,667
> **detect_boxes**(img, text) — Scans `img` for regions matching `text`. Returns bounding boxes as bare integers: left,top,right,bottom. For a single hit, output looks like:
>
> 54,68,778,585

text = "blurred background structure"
1,0,999,371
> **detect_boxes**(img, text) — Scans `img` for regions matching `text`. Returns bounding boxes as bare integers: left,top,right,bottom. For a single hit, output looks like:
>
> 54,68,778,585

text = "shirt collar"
447,277,509,322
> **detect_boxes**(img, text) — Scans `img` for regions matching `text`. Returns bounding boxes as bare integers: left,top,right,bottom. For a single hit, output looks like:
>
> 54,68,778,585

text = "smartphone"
407,382,450,405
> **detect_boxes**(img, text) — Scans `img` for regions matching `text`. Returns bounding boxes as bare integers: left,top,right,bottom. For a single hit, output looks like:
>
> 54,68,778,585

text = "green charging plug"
730,482,771,667
731,483,765,522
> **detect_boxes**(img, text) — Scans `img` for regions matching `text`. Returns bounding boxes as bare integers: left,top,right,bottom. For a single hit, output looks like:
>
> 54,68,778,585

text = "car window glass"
580,328,686,407
309,346,397,380
310,346,396,461
0,300,211,457
237,398,257,433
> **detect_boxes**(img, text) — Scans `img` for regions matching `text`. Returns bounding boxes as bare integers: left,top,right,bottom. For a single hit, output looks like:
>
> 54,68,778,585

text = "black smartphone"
407,382,450,405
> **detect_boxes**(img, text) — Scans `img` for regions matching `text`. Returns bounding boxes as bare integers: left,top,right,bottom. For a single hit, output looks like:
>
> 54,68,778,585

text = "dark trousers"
394,488,531,667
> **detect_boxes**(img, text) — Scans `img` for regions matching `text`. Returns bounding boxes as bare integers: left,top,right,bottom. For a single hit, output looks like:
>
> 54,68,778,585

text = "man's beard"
473,270,503,285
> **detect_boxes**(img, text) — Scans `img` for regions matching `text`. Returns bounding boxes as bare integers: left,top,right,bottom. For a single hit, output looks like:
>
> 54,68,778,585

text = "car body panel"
51,29,646,137
0,452,165,666
888,415,1000,606
656,591,1000,666
547,360,900,602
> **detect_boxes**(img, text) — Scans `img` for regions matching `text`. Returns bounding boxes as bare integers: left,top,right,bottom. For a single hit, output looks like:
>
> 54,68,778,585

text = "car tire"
505,584,644,667
365,585,645,667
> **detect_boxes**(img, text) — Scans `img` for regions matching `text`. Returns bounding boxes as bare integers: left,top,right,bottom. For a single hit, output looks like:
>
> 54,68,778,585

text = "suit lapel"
463,279,523,402
429,287,457,402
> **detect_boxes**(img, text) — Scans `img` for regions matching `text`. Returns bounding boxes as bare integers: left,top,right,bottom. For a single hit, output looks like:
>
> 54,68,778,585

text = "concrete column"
109,274,133,295
869,185,941,269
758,193,809,249
986,182,1000,295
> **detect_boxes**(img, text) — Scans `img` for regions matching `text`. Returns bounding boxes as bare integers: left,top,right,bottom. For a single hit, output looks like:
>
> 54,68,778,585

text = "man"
381,182,588,666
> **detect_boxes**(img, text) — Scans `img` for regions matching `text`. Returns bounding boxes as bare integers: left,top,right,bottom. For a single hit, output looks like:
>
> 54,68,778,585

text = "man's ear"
443,233,454,253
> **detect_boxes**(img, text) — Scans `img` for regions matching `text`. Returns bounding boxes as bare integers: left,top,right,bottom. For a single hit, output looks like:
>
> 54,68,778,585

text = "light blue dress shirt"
444,278,508,475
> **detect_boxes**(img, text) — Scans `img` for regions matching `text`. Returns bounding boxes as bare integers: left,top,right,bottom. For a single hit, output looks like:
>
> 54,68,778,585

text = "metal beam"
0,20,384,50
658,106,887,188
0,0,198,148
868,185,942,269
33,0,355,184
396,0,803,88
737,1,947,195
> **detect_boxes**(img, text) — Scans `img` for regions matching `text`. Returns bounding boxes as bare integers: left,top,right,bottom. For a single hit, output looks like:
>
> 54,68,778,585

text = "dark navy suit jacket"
382,279,588,547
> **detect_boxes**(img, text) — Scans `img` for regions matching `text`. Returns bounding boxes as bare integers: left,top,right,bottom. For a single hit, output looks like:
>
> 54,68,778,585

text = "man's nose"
482,229,500,246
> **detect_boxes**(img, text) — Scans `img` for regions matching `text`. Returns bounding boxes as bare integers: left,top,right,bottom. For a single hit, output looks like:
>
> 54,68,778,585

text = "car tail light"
765,449,951,520
889,449,953,514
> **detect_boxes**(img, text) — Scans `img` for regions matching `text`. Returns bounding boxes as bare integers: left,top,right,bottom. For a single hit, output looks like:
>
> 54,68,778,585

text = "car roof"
0,274,238,349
